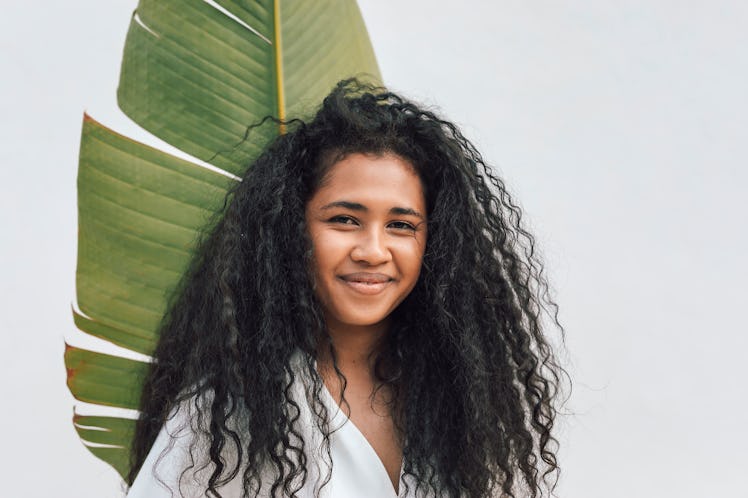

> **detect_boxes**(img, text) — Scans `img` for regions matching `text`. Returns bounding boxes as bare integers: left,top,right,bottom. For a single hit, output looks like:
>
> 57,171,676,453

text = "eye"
388,221,416,231
328,215,358,226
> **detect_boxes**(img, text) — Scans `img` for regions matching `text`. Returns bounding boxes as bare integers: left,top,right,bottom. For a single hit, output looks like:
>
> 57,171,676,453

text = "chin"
327,307,393,329
342,315,390,327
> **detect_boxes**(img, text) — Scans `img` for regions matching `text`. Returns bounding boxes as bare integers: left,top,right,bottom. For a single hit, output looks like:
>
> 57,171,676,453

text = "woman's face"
305,152,427,332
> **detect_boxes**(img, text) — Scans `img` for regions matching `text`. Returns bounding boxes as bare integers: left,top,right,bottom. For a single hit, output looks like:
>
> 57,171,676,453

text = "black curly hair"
126,79,567,498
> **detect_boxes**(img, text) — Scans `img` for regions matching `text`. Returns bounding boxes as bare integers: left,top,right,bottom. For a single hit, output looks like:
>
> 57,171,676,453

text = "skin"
305,152,428,493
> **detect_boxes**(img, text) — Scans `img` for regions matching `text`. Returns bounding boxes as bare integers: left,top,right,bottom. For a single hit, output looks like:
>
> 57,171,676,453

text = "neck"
317,317,390,376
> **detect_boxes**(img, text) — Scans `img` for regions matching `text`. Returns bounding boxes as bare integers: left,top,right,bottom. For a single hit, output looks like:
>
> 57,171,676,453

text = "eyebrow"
320,201,425,220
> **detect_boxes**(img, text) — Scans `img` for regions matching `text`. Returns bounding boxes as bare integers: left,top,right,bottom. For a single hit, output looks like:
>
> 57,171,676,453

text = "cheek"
395,238,427,276
309,231,347,275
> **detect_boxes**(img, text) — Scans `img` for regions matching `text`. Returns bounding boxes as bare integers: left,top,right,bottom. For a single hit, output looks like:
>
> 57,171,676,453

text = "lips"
338,272,394,295
340,272,393,284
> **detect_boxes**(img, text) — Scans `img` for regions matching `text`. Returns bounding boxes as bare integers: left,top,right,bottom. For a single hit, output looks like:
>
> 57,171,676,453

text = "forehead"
309,153,425,209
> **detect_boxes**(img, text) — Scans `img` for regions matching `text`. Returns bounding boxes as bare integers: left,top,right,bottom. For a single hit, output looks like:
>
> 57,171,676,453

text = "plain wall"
1,1,746,496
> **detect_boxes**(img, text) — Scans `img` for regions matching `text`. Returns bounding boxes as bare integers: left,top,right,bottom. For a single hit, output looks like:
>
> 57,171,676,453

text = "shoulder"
126,391,229,497
127,357,316,497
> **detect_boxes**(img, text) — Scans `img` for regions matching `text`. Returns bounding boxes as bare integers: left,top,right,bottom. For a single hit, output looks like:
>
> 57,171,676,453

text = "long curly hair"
126,79,567,498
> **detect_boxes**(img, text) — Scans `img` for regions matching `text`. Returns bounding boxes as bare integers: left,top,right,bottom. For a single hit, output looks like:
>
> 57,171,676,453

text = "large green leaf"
69,0,381,479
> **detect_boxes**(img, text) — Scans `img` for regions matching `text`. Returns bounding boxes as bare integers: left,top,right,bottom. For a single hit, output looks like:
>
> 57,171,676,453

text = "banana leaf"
67,0,381,479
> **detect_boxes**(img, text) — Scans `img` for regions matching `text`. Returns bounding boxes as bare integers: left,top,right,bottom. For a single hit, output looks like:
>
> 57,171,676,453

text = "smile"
338,273,394,295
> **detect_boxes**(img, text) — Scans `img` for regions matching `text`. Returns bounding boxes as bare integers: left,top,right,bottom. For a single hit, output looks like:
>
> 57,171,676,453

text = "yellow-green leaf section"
118,0,381,175
76,115,234,356
70,114,235,480
73,412,138,479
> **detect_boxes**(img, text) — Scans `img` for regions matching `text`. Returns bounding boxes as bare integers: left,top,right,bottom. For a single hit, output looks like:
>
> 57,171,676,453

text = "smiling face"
305,152,428,333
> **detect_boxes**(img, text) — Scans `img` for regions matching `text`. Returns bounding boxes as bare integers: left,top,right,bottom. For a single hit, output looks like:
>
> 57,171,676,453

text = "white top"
127,358,434,498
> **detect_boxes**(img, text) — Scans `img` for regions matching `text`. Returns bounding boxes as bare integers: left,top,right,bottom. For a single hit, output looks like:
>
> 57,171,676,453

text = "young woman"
125,80,565,498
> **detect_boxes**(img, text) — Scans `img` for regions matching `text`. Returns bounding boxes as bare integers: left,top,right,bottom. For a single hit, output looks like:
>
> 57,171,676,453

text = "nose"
351,228,391,265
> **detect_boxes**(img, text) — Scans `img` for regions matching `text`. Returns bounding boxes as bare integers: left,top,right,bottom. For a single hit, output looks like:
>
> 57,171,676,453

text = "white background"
1,1,746,497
